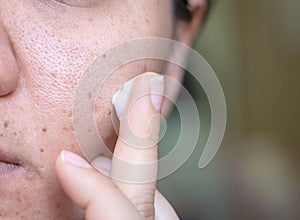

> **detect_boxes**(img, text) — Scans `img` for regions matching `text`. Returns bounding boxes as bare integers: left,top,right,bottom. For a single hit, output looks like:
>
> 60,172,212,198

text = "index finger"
111,72,164,218
111,72,164,183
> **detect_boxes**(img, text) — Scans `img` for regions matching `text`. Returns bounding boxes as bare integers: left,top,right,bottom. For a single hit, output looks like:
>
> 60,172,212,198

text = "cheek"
3,1,173,152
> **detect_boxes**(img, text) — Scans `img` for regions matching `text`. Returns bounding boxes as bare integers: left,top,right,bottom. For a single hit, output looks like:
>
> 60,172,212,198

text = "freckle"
39,148,44,153
0,133,3,137
56,202,61,209
4,121,9,128
42,128,47,133
13,132,16,136
146,18,149,23
88,92,92,99
102,54,106,58
108,110,111,115
62,127,68,131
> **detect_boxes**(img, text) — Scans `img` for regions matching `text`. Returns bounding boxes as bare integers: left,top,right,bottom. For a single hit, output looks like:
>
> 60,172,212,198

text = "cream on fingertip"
150,75,164,111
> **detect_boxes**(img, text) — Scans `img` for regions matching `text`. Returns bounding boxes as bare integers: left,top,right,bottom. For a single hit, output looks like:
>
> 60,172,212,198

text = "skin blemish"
39,148,44,153
42,128,47,133
102,54,106,58
4,121,9,128
0,133,3,137
56,202,61,209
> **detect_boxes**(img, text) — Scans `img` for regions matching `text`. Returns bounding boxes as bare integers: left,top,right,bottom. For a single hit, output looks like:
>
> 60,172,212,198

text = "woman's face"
0,1,174,219
0,0,206,219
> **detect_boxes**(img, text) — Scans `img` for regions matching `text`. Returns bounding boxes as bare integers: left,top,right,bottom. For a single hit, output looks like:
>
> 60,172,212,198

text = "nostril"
0,28,19,96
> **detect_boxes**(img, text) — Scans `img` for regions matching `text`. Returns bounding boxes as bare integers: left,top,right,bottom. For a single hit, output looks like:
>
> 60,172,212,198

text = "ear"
162,0,208,115
174,0,208,45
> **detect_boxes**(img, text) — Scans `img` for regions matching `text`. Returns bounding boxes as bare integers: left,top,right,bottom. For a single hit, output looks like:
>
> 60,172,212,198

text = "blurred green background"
158,0,300,219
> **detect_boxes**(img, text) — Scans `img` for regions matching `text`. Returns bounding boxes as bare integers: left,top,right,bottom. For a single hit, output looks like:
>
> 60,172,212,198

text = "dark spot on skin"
0,133,3,137
39,148,44,153
146,18,150,23
102,54,106,58
88,92,92,99
108,110,111,115
42,128,47,133
56,202,61,209
4,121,9,128
13,132,16,136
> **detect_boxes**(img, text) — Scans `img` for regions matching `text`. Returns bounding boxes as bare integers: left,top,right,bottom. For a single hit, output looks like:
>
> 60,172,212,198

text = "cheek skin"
0,0,173,219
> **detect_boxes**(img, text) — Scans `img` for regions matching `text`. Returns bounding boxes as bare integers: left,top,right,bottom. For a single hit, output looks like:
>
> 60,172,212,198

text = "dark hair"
175,0,212,21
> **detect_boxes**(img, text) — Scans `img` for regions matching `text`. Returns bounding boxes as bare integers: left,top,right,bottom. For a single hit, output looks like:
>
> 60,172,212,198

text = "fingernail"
91,156,112,177
112,77,135,119
61,150,93,169
150,75,164,111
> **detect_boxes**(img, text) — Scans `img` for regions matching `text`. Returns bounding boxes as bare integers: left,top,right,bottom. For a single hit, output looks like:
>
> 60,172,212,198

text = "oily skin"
0,0,173,219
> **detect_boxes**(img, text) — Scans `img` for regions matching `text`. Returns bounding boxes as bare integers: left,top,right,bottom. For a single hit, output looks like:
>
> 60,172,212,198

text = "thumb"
55,150,142,220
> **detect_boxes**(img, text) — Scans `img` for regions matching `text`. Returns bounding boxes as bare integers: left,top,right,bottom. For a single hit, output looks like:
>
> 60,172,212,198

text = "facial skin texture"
0,0,206,219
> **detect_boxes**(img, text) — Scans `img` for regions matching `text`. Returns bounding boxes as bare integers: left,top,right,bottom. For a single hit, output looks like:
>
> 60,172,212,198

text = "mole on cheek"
42,128,47,133
4,121,9,128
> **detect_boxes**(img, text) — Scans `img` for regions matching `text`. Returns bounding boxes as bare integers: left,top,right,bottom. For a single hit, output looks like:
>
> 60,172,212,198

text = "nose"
0,27,18,96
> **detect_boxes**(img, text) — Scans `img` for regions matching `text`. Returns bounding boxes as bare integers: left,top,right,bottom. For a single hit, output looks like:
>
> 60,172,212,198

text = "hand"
55,73,179,220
